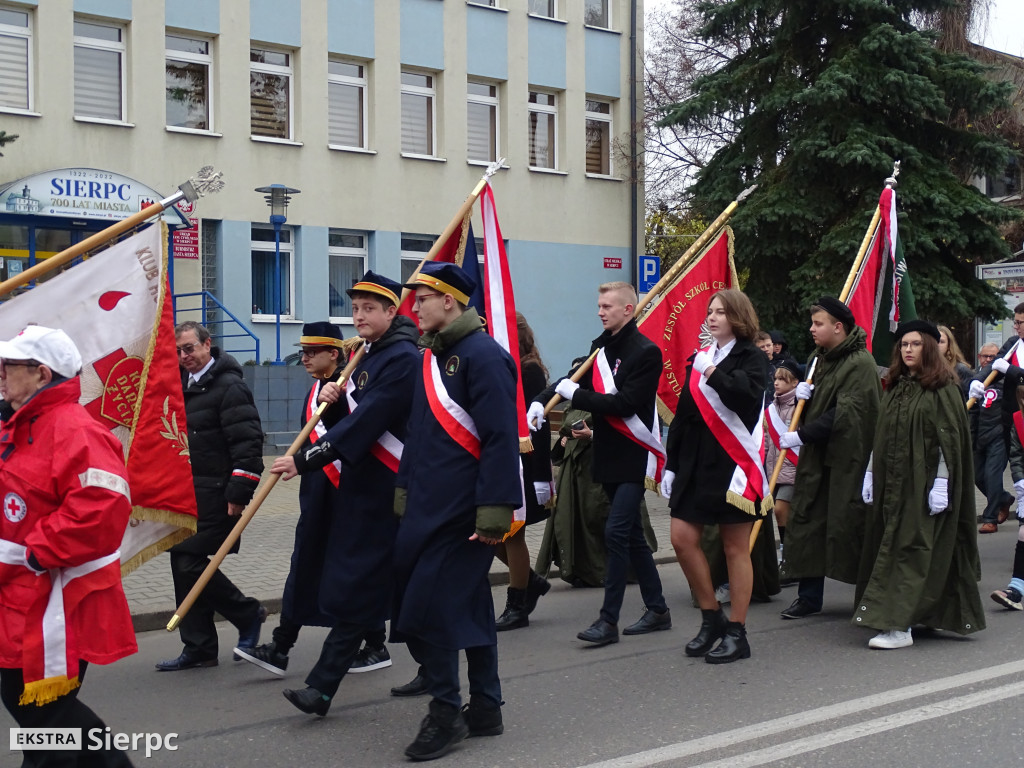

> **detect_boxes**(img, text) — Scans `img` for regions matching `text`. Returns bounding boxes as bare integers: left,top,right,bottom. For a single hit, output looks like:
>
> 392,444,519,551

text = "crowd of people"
4,271,1022,766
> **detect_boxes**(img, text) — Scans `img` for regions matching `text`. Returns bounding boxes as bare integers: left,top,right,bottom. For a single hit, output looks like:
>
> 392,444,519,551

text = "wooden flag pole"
537,185,758,422
167,343,365,632
0,166,224,299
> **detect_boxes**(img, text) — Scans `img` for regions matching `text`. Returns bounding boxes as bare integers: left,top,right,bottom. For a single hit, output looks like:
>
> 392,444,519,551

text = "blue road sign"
639,255,660,294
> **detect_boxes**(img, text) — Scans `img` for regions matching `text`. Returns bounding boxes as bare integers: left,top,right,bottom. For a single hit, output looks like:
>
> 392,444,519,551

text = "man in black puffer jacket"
157,321,266,671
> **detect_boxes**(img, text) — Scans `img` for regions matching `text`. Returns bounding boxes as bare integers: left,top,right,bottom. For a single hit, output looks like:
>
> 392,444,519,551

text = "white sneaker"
868,629,913,650
714,583,731,605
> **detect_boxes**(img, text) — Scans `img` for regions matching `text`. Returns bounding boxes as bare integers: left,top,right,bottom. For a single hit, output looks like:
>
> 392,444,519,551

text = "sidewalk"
123,457,677,632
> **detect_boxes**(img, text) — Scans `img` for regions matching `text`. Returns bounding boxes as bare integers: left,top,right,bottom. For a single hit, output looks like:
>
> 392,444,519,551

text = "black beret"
814,296,854,326
894,319,941,343
776,358,804,380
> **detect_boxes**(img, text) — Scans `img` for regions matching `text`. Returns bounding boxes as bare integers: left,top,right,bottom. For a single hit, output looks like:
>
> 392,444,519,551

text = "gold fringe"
544,495,557,510
132,506,198,531
501,519,525,542
340,336,364,353
454,213,472,267
20,675,80,707
119,522,194,578
725,490,773,517
656,397,675,426
645,476,659,493
519,437,534,454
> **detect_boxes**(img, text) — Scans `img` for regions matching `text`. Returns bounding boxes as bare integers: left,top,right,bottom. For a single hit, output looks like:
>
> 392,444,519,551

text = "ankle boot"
705,621,751,664
684,607,727,657
495,587,529,631
524,570,551,615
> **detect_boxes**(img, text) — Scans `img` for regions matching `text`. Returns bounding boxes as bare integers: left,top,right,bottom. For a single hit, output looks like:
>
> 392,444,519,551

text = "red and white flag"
0,224,197,574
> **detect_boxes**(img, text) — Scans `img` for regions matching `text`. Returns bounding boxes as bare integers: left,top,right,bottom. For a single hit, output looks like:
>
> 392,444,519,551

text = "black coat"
520,361,552,524
666,338,769,515
539,320,662,485
969,365,1005,449
172,349,263,556
997,336,1024,418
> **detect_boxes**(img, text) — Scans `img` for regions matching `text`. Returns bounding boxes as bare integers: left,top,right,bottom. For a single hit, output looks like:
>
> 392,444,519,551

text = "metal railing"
173,291,260,363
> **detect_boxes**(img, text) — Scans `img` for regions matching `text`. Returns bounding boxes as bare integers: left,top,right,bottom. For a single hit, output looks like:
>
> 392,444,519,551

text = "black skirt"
670,480,765,525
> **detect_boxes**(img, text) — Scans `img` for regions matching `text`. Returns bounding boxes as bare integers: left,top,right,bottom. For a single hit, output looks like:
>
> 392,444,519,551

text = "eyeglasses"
0,359,39,374
176,343,198,355
300,348,330,358
1013,320,1024,328
899,341,923,350
979,354,997,361
413,292,444,307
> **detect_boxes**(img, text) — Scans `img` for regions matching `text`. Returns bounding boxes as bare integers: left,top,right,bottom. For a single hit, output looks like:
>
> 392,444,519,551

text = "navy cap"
347,270,401,305
294,321,344,348
403,261,477,305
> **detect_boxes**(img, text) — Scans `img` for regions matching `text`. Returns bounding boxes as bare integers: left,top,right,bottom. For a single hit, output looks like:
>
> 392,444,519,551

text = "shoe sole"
467,725,504,737
233,647,286,676
348,658,392,674
622,623,672,636
705,648,751,664
404,729,468,761
868,640,913,649
780,610,820,620
282,690,329,717
155,659,218,671
391,687,429,697
577,635,619,646
991,591,1024,611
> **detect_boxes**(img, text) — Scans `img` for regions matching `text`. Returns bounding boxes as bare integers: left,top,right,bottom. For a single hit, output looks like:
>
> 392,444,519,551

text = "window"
251,225,293,318
467,80,498,163
328,59,367,149
528,90,557,170
529,0,555,17
584,0,609,28
328,231,366,319
250,47,293,140
401,235,434,282
585,99,611,175
74,19,125,121
0,7,31,111
401,71,435,156
166,34,212,130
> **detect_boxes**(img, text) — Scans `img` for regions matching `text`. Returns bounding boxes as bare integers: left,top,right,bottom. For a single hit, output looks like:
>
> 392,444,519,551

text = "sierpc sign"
0,168,189,227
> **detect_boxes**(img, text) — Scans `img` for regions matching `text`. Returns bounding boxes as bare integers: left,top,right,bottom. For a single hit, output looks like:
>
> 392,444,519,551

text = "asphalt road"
7,528,1023,768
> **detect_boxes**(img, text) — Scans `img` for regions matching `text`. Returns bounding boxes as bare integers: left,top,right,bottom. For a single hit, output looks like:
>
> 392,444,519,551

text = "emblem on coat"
612,358,621,376
357,370,369,389
445,356,460,376
3,492,27,523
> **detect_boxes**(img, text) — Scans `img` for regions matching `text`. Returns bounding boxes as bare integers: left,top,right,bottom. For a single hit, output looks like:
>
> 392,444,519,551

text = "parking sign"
639,255,660,293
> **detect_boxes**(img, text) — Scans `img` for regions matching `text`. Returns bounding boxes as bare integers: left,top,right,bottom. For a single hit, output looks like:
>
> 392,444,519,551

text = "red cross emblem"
3,492,26,523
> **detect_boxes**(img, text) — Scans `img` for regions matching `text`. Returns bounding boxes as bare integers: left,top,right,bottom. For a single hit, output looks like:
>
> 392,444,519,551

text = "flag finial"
886,161,900,189
179,166,225,203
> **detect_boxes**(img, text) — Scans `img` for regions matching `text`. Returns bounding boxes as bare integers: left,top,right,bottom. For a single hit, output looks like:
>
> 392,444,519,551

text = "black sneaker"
234,642,289,676
404,701,468,761
349,645,392,673
462,699,504,737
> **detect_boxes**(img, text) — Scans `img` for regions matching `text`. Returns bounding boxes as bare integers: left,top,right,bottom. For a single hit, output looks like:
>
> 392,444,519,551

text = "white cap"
0,325,82,378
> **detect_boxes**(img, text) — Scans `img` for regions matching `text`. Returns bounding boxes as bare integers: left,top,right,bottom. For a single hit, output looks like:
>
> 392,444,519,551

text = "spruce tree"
660,0,1020,346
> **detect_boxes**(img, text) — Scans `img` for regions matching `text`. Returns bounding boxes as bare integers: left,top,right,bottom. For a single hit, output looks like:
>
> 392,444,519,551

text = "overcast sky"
644,0,1024,57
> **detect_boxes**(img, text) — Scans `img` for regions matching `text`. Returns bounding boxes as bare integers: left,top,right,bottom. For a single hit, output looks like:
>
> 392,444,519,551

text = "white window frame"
400,70,437,158
328,230,367,322
584,0,610,29
165,32,214,132
528,0,557,18
250,46,294,141
0,5,32,113
528,89,558,170
327,58,368,151
251,224,295,321
400,234,435,283
467,79,499,164
73,18,126,123
585,98,612,176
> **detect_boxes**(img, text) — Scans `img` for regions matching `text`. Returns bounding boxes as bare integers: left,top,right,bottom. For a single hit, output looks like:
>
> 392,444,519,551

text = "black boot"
684,607,727,657
495,587,529,631
705,621,751,664
404,700,469,761
524,570,551,615
462,697,504,737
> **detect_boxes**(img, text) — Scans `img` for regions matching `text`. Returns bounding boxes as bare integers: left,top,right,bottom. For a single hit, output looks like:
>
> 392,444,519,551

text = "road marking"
576,660,1024,768
688,680,1024,768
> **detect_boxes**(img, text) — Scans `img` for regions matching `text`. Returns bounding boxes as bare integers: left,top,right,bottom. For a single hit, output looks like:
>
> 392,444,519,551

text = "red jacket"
0,378,137,672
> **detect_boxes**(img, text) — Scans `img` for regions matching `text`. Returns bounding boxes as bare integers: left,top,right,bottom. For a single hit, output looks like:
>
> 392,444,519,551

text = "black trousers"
1,662,133,768
600,482,667,625
304,621,368,698
170,550,260,658
405,639,501,710
273,616,386,655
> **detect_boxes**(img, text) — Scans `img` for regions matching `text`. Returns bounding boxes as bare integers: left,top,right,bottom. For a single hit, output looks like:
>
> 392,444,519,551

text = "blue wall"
328,0,374,59
166,0,218,34
251,0,301,47
528,16,566,90
466,6,507,80
401,0,444,70
74,0,131,19
584,27,620,98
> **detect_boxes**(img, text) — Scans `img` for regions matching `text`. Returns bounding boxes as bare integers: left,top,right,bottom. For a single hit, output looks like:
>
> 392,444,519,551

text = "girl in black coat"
662,289,771,664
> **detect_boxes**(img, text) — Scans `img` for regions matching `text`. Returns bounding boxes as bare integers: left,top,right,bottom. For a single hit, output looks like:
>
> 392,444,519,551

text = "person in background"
755,331,776,400
937,325,973,399
991,385,1024,611
765,359,802,555
969,343,1013,534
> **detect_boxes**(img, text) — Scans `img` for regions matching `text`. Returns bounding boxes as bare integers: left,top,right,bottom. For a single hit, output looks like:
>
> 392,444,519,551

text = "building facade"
0,0,644,373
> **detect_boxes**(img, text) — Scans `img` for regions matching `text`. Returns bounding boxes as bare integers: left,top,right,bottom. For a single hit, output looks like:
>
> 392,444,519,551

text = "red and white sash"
688,348,772,514
765,402,799,466
306,380,341,487
345,375,403,473
593,349,666,486
422,350,527,533
0,538,121,705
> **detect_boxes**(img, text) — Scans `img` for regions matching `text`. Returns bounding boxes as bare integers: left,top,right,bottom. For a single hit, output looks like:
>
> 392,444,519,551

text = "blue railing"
173,291,260,363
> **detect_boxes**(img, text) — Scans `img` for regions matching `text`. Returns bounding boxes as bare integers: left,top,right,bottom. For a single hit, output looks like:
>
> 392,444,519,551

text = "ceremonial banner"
846,186,916,362
396,215,470,322
0,224,197,575
637,227,736,421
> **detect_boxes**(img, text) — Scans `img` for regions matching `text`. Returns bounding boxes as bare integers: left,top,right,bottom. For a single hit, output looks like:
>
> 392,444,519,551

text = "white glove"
692,351,714,376
795,382,814,401
555,378,579,402
779,431,803,449
862,471,873,504
928,477,949,515
533,481,552,506
993,358,1010,374
660,470,676,499
526,401,546,432
1014,479,1024,510
968,380,985,400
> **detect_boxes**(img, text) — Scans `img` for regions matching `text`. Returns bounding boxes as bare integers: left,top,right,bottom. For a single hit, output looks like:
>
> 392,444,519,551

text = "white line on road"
576,660,1024,768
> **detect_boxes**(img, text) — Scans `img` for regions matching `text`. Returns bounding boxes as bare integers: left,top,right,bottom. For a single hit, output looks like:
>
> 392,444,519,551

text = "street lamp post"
254,184,300,364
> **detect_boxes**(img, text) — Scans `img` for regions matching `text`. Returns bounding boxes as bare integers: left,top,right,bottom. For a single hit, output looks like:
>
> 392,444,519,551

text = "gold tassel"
519,436,534,454
544,495,557,510
644,476,659,493
501,519,525,542
20,675,80,707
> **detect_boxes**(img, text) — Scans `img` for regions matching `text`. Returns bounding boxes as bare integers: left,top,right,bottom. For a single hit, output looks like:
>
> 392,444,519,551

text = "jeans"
406,640,501,710
975,437,1012,524
599,482,667,625
797,576,825,611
